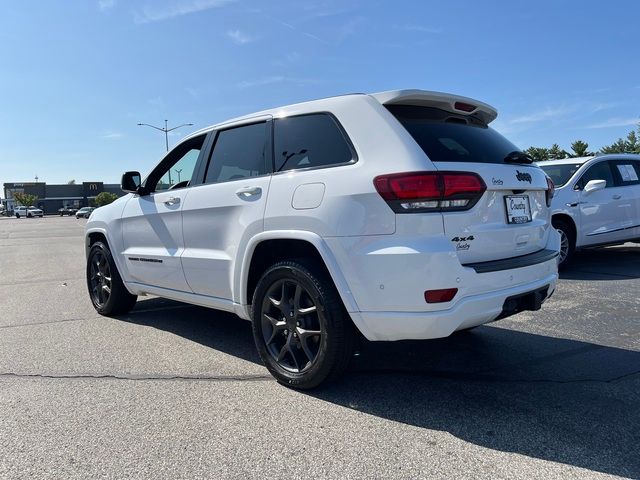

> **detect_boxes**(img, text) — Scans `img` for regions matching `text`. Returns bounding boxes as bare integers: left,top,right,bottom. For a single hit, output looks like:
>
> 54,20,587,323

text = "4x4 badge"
516,170,532,183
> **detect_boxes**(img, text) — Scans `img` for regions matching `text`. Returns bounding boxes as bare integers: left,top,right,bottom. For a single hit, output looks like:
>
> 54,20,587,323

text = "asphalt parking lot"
1,216,639,479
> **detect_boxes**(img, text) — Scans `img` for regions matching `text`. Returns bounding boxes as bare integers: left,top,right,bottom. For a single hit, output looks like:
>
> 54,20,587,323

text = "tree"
67,179,76,185
524,146,550,161
600,129,640,154
94,192,119,207
13,192,39,208
570,140,593,157
547,143,568,159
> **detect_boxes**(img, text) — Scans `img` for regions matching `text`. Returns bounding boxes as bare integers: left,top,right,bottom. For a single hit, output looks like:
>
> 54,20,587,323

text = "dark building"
3,181,123,215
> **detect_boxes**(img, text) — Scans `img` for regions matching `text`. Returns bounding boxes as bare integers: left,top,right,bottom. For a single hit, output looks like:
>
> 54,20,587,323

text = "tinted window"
274,114,354,172
539,163,582,187
154,134,206,191
386,105,520,164
578,161,615,189
205,122,267,184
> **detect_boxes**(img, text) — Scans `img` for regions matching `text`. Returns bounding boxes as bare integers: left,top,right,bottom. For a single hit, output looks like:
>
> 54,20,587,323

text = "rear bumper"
350,271,557,341
324,228,560,341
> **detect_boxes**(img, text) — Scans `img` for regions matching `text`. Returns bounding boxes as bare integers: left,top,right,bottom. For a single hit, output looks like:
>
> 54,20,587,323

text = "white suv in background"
85,90,559,388
14,206,44,218
539,154,640,267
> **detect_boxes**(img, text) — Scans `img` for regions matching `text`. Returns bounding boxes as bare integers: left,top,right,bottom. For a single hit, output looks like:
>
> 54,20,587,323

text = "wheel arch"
552,213,577,247
237,231,360,320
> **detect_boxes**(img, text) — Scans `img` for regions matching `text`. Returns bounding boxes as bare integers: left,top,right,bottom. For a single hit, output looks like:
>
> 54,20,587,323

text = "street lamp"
137,119,194,152
174,168,183,183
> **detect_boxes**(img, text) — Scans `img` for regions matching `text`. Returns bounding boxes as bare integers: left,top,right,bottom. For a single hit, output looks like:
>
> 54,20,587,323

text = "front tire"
251,260,353,390
87,241,137,315
553,218,575,269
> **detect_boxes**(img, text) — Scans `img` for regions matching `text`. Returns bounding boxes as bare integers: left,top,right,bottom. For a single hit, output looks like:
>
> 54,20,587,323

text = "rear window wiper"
504,151,533,164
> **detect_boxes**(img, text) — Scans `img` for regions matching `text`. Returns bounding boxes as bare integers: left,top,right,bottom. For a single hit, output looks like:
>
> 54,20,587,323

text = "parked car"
15,206,44,218
58,206,78,216
85,89,560,388
539,154,640,268
76,207,96,219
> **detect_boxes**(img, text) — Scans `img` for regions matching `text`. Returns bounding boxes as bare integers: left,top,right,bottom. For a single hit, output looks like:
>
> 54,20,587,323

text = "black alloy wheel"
261,279,323,373
252,260,353,389
88,249,113,309
86,241,137,315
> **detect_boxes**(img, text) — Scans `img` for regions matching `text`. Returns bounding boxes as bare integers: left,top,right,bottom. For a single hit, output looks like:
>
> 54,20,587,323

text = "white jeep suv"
85,90,560,388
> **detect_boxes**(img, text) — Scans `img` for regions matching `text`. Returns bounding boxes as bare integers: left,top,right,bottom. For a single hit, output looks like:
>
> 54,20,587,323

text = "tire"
251,259,353,390
15,214,19,218
553,218,575,269
86,241,137,316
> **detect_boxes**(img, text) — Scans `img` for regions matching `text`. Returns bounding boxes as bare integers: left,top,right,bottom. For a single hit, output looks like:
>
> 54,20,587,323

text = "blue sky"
1,0,639,189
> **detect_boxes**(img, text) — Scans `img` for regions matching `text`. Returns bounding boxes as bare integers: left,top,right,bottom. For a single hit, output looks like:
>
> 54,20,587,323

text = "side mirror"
583,179,606,194
121,171,144,194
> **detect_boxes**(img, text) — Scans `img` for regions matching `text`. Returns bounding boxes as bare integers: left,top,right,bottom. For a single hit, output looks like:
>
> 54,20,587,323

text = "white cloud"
102,131,124,139
238,76,319,88
98,0,115,11
134,0,236,24
394,24,443,34
508,106,573,125
585,117,639,129
226,29,255,45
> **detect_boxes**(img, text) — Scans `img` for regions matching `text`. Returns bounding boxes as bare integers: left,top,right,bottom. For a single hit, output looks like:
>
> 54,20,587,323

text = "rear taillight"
373,171,486,213
545,176,555,207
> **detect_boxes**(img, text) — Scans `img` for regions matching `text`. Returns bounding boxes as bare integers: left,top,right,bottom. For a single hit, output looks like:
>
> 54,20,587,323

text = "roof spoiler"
370,89,498,124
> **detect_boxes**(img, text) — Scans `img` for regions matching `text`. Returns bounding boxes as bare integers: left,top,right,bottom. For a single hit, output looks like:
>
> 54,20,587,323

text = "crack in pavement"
0,372,273,383
2,369,638,385
0,277,84,287
0,317,92,329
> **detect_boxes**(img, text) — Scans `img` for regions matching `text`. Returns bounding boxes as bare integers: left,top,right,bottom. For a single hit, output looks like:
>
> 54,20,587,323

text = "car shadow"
119,297,640,478
561,243,640,280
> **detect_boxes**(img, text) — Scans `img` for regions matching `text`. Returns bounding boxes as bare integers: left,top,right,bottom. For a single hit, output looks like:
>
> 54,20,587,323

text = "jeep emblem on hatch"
516,170,532,183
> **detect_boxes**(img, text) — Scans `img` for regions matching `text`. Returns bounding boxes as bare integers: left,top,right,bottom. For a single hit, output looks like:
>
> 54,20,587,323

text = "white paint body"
86,90,559,341
540,155,640,249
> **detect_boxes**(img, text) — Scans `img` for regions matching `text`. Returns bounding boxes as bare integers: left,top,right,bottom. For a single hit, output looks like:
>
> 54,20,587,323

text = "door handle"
612,194,622,200
236,186,262,198
164,197,180,206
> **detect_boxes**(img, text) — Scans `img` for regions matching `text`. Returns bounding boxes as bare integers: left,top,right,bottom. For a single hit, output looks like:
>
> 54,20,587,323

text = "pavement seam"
0,372,273,383
0,317,91,329
0,278,84,287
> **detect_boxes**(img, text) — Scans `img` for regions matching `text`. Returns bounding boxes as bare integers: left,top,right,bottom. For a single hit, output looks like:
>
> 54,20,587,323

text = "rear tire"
87,241,137,316
251,259,353,390
553,218,575,269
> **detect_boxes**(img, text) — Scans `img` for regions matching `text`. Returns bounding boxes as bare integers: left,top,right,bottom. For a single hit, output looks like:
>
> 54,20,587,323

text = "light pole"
174,168,183,183
137,119,194,152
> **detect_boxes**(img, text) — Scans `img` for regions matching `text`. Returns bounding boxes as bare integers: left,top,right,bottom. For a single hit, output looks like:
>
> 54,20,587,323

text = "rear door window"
386,105,521,164
204,122,268,184
274,114,355,172
611,161,640,186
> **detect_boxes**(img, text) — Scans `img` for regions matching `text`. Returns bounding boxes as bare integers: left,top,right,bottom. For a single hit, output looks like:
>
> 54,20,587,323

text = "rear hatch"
384,102,552,264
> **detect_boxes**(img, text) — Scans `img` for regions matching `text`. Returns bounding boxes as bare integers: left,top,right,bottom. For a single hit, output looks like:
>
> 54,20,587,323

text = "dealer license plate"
504,195,532,224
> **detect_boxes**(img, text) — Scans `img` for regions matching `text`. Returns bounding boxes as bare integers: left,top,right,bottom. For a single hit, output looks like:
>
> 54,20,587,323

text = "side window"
204,122,268,184
612,161,640,186
274,114,354,172
153,134,206,192
578,161,615,189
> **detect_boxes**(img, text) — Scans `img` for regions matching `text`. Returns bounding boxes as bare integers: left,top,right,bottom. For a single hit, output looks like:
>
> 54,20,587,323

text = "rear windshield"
539,163,582,187
386,105,520,164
